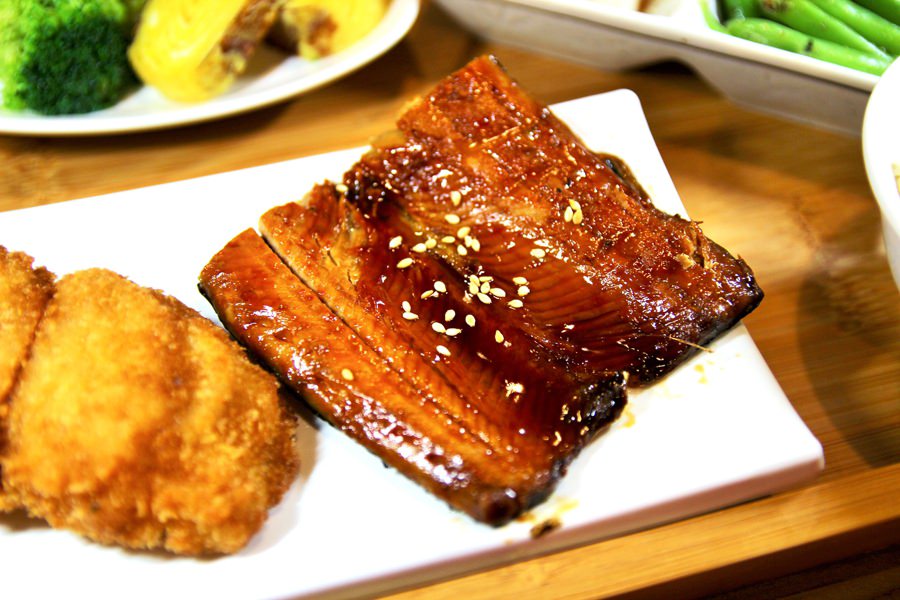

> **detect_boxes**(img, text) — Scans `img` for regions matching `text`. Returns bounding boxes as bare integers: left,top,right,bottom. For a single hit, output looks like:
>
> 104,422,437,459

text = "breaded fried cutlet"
0,246,54,512
1,268,298,555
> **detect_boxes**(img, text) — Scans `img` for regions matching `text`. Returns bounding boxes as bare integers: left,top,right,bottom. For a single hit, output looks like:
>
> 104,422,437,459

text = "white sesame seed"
469,274,480,285
495,330,505,343
490,287,506,298
445,214,461,225
442,235,456,244
445,328,462,336
434,281,447,293
573,210,584,225
457,245,468,256
480,282,490,293
517,285,530,296
478,275,493,282
456,226,471,238
425,238,437,249
389,236,403,249
468,282,479,294
568,199,581,211
421,290,435,299
411,242,428,253
444,309,456,321
530,248,546,259
464,235,474,248
401,300,411,312
436,345,451,357
505,381,524,396
471,239,481,252
341,368,354,381
450,190,462,205
675,253,695,268
335,183,349,194
508,299,524,308
465,314,476,327
477,293,492,304
432,322,446,333
512,276,528,286
397,257,414,269
402,312,419,320
564,206,574,223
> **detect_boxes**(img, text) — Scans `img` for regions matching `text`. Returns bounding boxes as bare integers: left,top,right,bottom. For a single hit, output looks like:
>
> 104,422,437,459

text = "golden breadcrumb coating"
2,268,298,555
0,246,54,512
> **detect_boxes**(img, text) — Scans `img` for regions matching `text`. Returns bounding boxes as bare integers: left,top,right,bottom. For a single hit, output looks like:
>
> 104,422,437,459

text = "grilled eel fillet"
346,55,763,385
201,230,626,524
200,56,762,525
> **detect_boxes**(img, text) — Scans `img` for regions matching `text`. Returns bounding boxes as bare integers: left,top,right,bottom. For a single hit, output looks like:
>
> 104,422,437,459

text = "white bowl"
862,59,900,290
435,0,885,135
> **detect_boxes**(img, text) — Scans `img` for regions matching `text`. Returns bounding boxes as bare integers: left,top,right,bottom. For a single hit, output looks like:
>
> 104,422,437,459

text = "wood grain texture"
385,465,900,599
0,1,897,597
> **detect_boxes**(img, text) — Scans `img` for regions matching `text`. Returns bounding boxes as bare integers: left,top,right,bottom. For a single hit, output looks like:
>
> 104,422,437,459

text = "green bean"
725,18,894,73
703,0,729,31
852,0,900,27
719,0,761,20
807,0,900,54
759,0,890,56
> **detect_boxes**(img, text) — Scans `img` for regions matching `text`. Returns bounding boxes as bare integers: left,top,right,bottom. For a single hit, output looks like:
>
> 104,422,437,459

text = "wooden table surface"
2,3,898,598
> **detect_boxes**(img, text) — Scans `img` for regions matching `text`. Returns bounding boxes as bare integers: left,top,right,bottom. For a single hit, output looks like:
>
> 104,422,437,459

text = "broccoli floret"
0,0,146,115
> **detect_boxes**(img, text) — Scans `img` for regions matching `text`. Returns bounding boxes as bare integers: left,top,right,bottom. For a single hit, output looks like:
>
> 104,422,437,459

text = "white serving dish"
0,91,823,599
862,59,900,289
0,0,418,136
434,0,886,135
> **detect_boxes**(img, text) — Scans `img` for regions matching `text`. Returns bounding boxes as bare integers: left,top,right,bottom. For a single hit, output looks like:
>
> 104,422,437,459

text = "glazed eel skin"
201,230,626,524
200,56,762,525
343,56,763,385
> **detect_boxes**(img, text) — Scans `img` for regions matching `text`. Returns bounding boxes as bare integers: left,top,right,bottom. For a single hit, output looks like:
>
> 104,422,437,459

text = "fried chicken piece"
1,268,298,555
0,246,54,512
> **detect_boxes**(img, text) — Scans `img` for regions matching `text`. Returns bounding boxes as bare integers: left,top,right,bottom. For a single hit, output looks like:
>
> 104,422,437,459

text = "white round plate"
0,0,419,136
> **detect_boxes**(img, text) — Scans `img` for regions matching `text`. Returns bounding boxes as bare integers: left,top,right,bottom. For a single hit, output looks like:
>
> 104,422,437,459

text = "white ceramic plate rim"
0,0,419,136
862,58,900,230
498,0,880,90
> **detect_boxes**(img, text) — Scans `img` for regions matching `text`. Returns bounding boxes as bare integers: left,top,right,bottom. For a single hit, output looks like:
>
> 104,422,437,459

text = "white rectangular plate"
0,91,823,599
